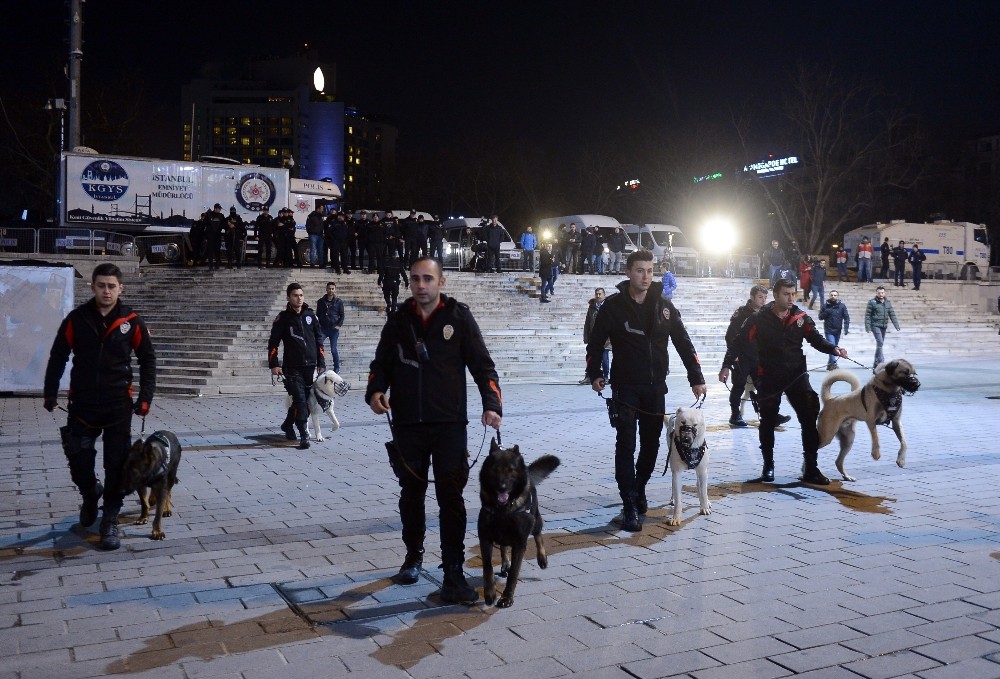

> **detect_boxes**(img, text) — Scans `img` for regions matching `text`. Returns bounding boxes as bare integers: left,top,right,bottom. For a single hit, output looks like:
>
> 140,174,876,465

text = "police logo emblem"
662,308,671,321
796,317,804,327
120,321,131,334
305,316,313,325
443,325,454,340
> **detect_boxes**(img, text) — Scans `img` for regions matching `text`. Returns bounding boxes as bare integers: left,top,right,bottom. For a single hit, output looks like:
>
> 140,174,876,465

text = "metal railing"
33,228,139,257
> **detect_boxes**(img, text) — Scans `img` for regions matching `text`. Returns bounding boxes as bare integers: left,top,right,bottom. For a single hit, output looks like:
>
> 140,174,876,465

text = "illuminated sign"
693,172,723,184
744,155,799,177
616,179,641,191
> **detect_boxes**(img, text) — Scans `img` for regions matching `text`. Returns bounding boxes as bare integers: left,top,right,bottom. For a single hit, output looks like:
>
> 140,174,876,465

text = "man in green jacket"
864,286,900,369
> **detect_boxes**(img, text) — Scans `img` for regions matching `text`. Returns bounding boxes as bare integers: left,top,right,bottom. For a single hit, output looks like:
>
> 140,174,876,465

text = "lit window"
355,158,361,165
348,126,353,134
281,127,292,136
268,148,278,157
240,117,251,126
241,137,251,146
281,117,292,125
212,126,222,134
227,127,237,135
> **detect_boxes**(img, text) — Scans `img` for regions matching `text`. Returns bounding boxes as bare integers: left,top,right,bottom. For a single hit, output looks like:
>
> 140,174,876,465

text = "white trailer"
843,219,990,280
58,151,341,264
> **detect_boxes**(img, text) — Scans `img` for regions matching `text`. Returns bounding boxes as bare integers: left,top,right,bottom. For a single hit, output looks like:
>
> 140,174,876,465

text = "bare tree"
738,63,924,254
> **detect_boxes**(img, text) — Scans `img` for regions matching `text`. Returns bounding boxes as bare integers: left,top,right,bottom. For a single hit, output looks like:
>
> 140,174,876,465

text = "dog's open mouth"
497,492,510,505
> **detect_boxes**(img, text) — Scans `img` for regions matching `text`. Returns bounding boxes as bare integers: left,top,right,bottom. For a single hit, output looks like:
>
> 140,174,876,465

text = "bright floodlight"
313,67,325,92
700,216,738,255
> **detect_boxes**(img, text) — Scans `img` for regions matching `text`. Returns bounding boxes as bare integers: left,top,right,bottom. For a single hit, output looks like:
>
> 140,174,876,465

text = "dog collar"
144,432,174,484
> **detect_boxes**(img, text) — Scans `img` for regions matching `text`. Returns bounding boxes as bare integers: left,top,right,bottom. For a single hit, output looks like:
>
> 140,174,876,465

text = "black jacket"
585,280,704,387
484,223,504,248
44,299,156,407
268,304,326,370
740,302,837,382
722,301,758,369
365,294,502,425
818,299,850,333
539,248,554,280
316,295,345,329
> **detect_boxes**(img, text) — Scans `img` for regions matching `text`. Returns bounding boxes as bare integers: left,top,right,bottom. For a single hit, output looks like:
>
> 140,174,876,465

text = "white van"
621,223,699,274
536,214,637,259
441,217,518,271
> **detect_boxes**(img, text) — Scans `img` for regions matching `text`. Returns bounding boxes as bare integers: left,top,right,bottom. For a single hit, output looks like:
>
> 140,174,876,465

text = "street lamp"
44,98,67,153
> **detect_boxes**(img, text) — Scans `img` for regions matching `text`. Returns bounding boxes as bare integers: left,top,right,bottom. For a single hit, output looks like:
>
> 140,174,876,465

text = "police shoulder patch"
796,317,804,327
120,321,131,334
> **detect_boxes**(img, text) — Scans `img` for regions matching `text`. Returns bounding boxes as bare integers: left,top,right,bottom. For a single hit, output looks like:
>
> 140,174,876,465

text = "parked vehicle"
441,217,518,271
621,223,699,274
843,219,990,280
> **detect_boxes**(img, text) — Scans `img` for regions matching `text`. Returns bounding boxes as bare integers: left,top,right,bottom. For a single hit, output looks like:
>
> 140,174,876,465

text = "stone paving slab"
2,355,1000,677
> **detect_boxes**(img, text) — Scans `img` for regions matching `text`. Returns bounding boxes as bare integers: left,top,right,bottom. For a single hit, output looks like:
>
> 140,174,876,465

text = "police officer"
205,203,227,271
428,214,446,265
43,263,156,550
268,283,326,450
366,257,502,603
586,250,706,532
737,278,847,485
225,207,245,269
255,206,274,268
326,211,351,274
719,284,792,428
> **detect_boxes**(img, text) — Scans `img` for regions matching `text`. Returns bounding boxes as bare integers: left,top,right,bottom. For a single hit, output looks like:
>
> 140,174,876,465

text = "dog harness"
143,432,175,484
674,424,708,469
863,385,903,428
312,384,333,412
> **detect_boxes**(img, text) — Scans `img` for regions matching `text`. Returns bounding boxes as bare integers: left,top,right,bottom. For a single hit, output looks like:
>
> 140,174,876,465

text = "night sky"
5,0,1000,213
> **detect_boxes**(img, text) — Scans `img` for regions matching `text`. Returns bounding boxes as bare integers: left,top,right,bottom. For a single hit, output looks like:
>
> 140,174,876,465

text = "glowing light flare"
313,67,325,92
699,216,738,255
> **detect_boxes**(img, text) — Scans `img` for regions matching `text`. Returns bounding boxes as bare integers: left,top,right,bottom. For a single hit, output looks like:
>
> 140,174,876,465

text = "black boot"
756,451,775,482
619,496,641,532
729,407,748,427
280,408,296,440
297,422,310,450
801,451,830,485
99,510,121,551
79,480,103,527
776,413,792,425
397,549,423,585
635,489,648,515
440,564,477,603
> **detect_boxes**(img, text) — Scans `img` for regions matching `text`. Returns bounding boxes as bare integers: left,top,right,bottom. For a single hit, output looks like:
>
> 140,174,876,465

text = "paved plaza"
3,353,1000,678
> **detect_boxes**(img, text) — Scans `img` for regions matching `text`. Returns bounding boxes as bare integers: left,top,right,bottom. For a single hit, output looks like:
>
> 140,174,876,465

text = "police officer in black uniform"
255,206,274,268
428,215,446,264
737,278,847,484
44,263,156,550
366,257,502,604
268,282,326,450
719,284,792,428
586,250,706,532
205,203,227,271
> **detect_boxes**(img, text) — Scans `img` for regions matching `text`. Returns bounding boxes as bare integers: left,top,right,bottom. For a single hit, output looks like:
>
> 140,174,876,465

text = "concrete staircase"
76,268,1000,398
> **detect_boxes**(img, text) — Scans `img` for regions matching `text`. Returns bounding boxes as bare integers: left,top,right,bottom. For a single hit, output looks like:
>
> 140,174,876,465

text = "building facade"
181,55,396,207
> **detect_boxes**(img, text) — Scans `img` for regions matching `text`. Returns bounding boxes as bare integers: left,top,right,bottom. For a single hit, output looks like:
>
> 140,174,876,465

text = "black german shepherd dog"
478,439,560,608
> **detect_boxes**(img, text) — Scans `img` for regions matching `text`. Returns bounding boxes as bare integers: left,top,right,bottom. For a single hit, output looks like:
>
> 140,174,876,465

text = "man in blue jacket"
519,226,537,272
818,290,850,370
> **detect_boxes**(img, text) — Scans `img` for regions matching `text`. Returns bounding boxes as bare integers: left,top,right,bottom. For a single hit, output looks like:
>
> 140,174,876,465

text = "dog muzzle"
900,376,920,395
333,381,350,397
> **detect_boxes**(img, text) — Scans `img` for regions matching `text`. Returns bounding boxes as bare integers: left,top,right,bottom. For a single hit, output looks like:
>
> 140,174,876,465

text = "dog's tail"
820,370,861,403
528,455,560,485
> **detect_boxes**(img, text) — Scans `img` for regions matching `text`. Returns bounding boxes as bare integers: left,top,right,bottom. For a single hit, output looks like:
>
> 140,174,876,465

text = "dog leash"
595,391,704,418
384,412,493,484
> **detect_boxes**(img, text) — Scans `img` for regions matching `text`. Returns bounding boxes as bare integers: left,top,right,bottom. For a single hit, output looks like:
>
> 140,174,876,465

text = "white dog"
818,359,919,481
287,369,348,442
664,406,710,526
